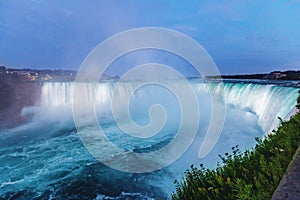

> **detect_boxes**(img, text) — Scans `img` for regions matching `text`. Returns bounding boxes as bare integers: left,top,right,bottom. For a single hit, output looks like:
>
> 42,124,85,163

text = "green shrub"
172,110,300,200
297,90,300,110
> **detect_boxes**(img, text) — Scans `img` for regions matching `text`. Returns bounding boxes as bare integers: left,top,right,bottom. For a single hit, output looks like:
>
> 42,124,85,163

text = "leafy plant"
172,96,300,200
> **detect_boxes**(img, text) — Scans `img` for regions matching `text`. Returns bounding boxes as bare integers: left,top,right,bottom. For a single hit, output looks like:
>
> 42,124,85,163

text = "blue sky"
0,0,299,75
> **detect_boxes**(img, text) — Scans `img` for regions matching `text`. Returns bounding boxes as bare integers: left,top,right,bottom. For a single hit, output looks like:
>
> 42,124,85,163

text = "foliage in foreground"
172,105,300,199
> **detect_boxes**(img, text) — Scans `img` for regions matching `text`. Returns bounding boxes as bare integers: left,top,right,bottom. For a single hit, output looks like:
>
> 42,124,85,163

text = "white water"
198,82,298,133
1,80,298,199
40,81,298,134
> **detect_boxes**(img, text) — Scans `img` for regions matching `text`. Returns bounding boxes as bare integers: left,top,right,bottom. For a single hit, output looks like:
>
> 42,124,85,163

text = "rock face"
0,75,41,129
272,147,300,200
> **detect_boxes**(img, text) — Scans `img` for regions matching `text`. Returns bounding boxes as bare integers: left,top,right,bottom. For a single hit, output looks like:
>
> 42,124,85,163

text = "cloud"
198,2,246,21
170,25,199,34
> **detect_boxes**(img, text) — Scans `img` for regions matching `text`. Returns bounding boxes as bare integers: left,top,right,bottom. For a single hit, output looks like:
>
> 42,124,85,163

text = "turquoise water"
0,81,298,199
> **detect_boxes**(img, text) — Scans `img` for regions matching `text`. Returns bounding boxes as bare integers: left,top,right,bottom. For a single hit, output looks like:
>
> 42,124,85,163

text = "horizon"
1,65,299,77
1,1,300,76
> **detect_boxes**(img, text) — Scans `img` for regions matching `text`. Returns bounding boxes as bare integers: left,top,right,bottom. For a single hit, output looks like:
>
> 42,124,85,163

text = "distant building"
272,72,287,79
41,74,52,81
263,72,287,79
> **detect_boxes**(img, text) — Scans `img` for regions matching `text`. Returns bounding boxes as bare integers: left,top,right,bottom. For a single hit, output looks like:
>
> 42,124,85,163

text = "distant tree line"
207,70,300,80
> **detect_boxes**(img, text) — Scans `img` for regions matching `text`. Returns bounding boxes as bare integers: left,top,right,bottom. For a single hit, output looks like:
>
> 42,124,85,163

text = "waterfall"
40,81,299,134
201,83,298,133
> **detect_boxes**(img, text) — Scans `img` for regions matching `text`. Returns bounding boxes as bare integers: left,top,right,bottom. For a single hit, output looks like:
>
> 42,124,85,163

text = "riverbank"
172,105,300,199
